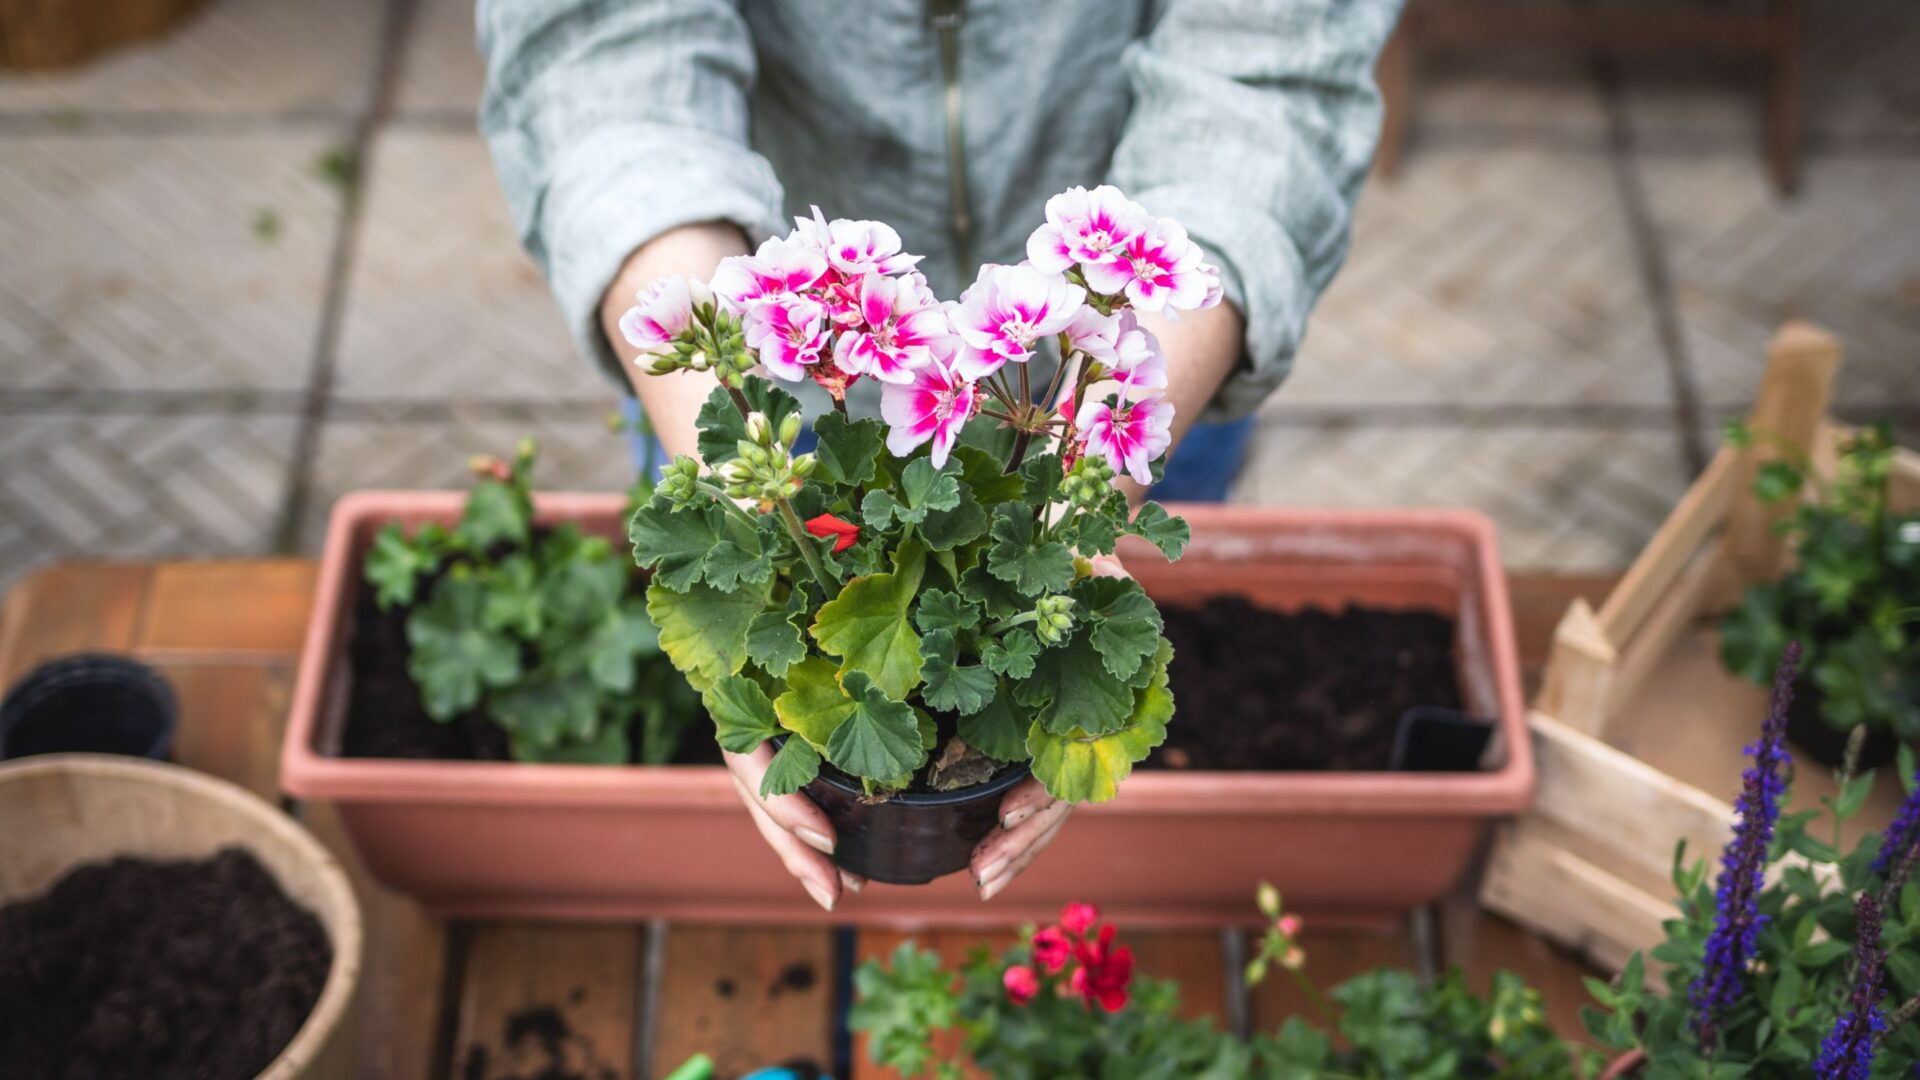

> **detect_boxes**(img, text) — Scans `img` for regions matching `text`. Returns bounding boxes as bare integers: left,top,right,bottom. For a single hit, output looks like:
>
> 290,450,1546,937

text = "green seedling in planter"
1720,420,1920,748
851,892,1602,1079
363,437,701,764
1584,644,1920,1077
623,188,1209,804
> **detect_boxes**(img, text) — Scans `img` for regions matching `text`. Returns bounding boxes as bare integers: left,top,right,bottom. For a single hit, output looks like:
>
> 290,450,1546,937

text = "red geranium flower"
1069,924,1134,1012
1060,901,1099,937
1031,926,1071,973
803,513,860,553
1003,964,1040,1006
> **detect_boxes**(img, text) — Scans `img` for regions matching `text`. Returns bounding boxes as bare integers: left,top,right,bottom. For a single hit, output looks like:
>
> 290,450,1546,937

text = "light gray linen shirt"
478,0,1399,422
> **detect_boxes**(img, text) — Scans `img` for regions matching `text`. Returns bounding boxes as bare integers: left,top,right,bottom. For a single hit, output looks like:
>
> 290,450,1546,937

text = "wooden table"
0,561,1615,1080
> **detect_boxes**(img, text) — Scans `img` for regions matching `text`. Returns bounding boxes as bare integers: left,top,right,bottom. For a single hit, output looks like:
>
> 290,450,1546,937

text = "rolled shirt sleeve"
1108,0,1401,421
478,0,788,386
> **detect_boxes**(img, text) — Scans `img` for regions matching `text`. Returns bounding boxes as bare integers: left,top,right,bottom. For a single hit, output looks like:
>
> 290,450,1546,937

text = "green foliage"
1720,423,1919,743
629,389,1188,796
365,441,702,764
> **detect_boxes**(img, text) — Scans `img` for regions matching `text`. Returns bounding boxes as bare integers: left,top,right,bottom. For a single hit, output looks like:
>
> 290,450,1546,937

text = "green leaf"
811,540,927,701
825,671,927,781
1795,938,1851,968
812,411,887,488
704,674,781,753
703,537,773,591
645,579,766,691
950,444,1025,506
773,657,856,749
1025,646,1172,802
406,576,522,720
628,502,727,591
513,717,628,764
1074,574,1163,683
919,489,988,551
1833,768,1876,820
478,553,543,637
1018,452,1063,508
958,695,1029,762
696,382,801,465
1126,502,1190,561
914,589,981,634
1768,964,1803,1024
985,503,1074,597
489,668,598,748
1015,625,1139,736
1901,742,1917,796
960,561,1026,619
1720,585,1790,684
1753,460,1805,503
540,550,625,630
582,604,652,693
746,609,807,678
862,458,961,531
365,522,438,609
918,630,995,715
457,478,532,550
761,736,821,797
982,631,1041,679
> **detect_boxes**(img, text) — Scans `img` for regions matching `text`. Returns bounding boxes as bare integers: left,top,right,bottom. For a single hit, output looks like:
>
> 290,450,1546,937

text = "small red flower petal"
1003,964,1040,1006
803,513,860,554
1060,901,1099,937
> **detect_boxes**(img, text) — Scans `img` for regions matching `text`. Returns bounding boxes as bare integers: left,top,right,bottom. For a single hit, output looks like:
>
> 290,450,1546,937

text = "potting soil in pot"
1152,597,1464,771
0,847,331,1080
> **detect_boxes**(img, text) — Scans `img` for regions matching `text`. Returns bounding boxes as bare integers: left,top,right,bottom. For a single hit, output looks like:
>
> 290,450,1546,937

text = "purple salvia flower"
1691,641,1799,1049
1813,893,1888,1080
1871,771,1920,878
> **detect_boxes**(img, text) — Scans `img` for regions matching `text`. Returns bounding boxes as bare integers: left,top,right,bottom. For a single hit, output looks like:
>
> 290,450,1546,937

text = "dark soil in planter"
339,581,721,765
0,847,331,1080
1150,597,1464,772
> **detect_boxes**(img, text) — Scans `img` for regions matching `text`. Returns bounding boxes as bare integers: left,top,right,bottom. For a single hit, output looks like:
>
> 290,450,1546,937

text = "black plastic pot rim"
772,735,1032,807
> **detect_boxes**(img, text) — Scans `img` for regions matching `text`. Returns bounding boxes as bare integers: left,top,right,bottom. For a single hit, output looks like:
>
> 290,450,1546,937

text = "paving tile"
1635,154,1920,412
330,131,614,406
0,412,295,593
0,0,386,116
394,0,485,118
1283,149,1673,408
1229,419,1692,573
297,413,638,550
0,134,342,394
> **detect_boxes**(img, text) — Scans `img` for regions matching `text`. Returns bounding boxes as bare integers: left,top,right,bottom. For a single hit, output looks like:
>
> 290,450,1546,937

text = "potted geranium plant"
1719,420,1920,769
1585,643,1920,1076
623,188,1208,884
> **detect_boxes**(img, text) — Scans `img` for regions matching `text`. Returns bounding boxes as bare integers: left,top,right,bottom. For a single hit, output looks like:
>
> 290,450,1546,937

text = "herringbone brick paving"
1,0,1916,589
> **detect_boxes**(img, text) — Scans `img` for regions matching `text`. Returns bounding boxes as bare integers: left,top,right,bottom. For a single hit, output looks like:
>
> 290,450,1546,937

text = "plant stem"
777,497,838,593
1288,968,1337,1026
984,611,1038,635
832,394,849,418
694,481,765,532
1041,334,1074,411
1006,364,1036,474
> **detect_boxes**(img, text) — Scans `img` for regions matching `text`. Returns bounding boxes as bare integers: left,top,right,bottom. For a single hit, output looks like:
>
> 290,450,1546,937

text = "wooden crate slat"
1595,447,1740,649
454,923,646,1080
650,925,835,1080
1480,820,1669,978
1723,322,1839,586
0,563,154,683
160,662,293,800
135,560,317,657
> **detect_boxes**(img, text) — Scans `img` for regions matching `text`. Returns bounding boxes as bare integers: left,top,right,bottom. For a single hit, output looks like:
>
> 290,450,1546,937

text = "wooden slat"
1723,321,1839,586
454,924,645,1080
651,926,835,1080
1131,931,1229,1026
0,562,154,684
1595,447,1740,648
1248,925,1416,1033
160,662,293,800
1506,574,1619,697
1479,820,1671,978
300,802,450,1080
134,559,317,656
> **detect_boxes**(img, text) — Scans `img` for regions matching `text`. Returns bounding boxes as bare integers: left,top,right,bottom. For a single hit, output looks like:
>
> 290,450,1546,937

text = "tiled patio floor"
3,0,1917,590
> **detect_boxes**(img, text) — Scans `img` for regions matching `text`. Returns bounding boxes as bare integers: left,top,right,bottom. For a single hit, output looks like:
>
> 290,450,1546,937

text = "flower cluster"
1870,768,1920,878
1692,641,1798,1048
1003,901,1136,1012
622,186,1219,479
1813,894,1889,1080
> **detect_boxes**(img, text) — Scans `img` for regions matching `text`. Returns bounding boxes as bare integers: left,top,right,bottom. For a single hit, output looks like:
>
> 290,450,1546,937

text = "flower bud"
745,411,772,446
688,350,710,371
791,453,817,478
778,412,803,448
1278,914,1302,939
1281,947,1305,972
643,354,681,376
1256,882,1282,920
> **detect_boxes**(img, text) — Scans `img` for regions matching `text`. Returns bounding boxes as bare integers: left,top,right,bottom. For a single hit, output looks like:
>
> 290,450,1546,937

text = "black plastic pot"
1784,681,1897,772
795,746,1031,886
0,654,177,761
1389,706,1495,772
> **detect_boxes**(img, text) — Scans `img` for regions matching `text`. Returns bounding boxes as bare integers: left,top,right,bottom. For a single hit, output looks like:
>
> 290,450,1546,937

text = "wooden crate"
1480,321,1920,975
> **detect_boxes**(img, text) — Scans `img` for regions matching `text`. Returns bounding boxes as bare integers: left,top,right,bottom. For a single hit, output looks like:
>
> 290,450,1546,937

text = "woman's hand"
723,744,866,912
968,551,1130,900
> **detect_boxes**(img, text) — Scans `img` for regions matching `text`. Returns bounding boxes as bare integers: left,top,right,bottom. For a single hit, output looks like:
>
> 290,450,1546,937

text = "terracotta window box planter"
281,494,1531,927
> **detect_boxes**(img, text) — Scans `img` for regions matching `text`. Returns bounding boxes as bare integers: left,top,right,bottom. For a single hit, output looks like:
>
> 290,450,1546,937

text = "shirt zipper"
927,0,973,271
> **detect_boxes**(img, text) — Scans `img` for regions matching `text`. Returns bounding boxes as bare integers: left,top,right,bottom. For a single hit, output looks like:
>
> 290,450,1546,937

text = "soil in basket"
340,580,722,765
0,847,331,1080
1152,597,1463,772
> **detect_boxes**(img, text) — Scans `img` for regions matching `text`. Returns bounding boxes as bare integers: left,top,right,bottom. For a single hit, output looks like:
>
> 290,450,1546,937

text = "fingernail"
1001,807,1034,830
976,855,1009,885
840,870,866,894
803,877,836,912
797,827,835,855
980,872,1012,901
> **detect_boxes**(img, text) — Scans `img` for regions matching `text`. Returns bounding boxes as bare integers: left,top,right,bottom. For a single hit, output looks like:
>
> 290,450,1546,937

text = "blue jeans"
622,400,1252,504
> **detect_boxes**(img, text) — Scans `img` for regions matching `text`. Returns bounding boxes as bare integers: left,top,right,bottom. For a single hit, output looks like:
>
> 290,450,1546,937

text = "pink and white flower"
1063,305,1123,366
951,263,1085,380
831,271,951,384
880,357,978,468
618,276,699,355
709,237,827,312
1082,216,1213,313
1026,185,1148,279
795,208,921,277
1077,393,1174,485
742,294,829,382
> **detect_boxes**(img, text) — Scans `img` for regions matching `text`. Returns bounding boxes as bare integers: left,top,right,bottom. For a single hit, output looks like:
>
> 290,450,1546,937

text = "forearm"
1118,301,1246,504
598,222,752,461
